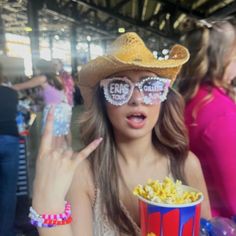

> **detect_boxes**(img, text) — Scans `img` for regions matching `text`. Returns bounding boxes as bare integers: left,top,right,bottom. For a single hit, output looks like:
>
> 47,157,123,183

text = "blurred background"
1,0,236,78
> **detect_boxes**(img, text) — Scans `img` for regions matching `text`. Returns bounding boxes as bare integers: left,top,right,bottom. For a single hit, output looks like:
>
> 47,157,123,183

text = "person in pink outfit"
52,59,75,107
178,19,236,218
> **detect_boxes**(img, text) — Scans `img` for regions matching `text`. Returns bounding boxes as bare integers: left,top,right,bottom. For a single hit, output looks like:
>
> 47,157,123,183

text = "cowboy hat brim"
78,44,189,106
79,44,189,87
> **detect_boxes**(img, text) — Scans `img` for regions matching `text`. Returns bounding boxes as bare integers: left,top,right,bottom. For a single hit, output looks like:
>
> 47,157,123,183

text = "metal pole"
0,8,7,55
49,34,53,60
70,25,78,77
27,0,40,71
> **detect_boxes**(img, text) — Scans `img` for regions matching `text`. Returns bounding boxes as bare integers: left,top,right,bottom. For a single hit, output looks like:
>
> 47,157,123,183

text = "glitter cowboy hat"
78,32,189,106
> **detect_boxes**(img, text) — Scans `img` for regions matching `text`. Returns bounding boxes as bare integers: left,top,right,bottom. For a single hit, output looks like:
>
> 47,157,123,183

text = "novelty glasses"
100,76,171,106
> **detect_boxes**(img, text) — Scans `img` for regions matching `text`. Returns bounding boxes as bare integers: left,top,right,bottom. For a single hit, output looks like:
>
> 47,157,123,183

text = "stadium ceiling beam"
156,0,205,19
141,0,205,29
137,0,144,20
113,0,131,11
71,0,178,39
207,1,236,18
103,16,114,24
103,0,110,8
80,8,96,18
43,0,110,35
131,0,136,18
61,0,75,11
141,0,149,21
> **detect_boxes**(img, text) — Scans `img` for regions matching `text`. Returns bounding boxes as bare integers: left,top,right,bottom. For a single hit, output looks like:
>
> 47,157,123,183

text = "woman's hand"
32,108,102,213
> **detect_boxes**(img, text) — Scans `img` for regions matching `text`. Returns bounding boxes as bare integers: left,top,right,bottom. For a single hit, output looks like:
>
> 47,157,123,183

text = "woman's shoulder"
183,151,207,187
184,151,201,173
201,85,235,107
187,85,236,121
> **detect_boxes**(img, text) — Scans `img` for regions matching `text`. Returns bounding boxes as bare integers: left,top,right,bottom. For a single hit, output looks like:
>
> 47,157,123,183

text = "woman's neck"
116,135,159,167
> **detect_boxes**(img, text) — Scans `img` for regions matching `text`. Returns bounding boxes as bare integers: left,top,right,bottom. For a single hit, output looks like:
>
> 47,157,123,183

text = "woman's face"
103,70,169,141
224,56,236,84
223,30,236,84
223,55,236,84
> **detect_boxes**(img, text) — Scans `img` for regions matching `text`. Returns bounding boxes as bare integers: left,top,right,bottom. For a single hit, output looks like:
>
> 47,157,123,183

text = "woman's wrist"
29,201,72,228
32,198,65,215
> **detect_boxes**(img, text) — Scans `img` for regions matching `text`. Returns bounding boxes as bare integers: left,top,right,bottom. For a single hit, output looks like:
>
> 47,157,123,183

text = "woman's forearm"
12,75,46,90
32,197,73,236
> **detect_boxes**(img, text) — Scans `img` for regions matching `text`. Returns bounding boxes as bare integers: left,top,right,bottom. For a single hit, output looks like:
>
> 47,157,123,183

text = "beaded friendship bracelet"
29,201,72,228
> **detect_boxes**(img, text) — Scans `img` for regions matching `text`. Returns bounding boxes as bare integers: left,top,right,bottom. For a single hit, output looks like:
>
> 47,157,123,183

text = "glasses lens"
142,78,169,104
106,79,131,105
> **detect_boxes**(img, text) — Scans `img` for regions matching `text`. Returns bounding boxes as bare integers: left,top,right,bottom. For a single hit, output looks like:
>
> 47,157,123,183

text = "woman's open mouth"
126,112,147,129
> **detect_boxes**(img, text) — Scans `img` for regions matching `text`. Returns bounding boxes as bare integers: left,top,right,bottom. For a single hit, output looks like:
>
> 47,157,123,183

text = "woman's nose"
128,87,143,105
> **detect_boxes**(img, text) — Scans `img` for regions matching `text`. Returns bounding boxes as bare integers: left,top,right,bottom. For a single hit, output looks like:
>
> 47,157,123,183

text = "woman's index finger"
39,106,54,154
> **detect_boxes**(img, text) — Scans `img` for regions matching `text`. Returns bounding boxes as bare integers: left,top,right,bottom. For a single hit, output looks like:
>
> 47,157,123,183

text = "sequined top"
41,83,72,136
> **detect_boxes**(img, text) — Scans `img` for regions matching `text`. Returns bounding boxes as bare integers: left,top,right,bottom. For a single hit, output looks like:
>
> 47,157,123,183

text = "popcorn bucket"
138,185,204,236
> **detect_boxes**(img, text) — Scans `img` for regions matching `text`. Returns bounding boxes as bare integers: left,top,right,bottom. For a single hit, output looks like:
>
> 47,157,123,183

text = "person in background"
52,59,75,144
73,77,84,106
0,63,19,236
52,59,75,107
52,58,84,106
30,32,211,236
13,59,72,146
178,19,236,218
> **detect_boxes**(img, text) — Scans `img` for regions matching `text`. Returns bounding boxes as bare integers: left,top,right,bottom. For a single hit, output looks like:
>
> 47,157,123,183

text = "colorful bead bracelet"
29,201,72,228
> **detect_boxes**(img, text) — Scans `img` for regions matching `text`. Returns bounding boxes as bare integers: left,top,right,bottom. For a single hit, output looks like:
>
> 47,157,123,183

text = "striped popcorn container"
138,185,204,236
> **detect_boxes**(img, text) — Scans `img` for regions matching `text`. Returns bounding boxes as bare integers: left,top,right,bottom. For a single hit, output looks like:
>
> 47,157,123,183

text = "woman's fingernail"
95,137,103,145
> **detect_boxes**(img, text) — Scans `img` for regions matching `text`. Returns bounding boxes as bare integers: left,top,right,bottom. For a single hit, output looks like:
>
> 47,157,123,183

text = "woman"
178,20,236,217
31,32,211,236
52,58,75,107
13,59,72,145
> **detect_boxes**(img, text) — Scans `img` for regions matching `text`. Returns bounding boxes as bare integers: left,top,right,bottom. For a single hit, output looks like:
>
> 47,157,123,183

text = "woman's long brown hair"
178,20,236,102
79,86,189,235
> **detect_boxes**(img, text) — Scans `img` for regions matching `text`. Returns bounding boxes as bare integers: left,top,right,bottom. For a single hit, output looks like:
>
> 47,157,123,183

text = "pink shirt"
60,71,74,106
185,85,236,217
